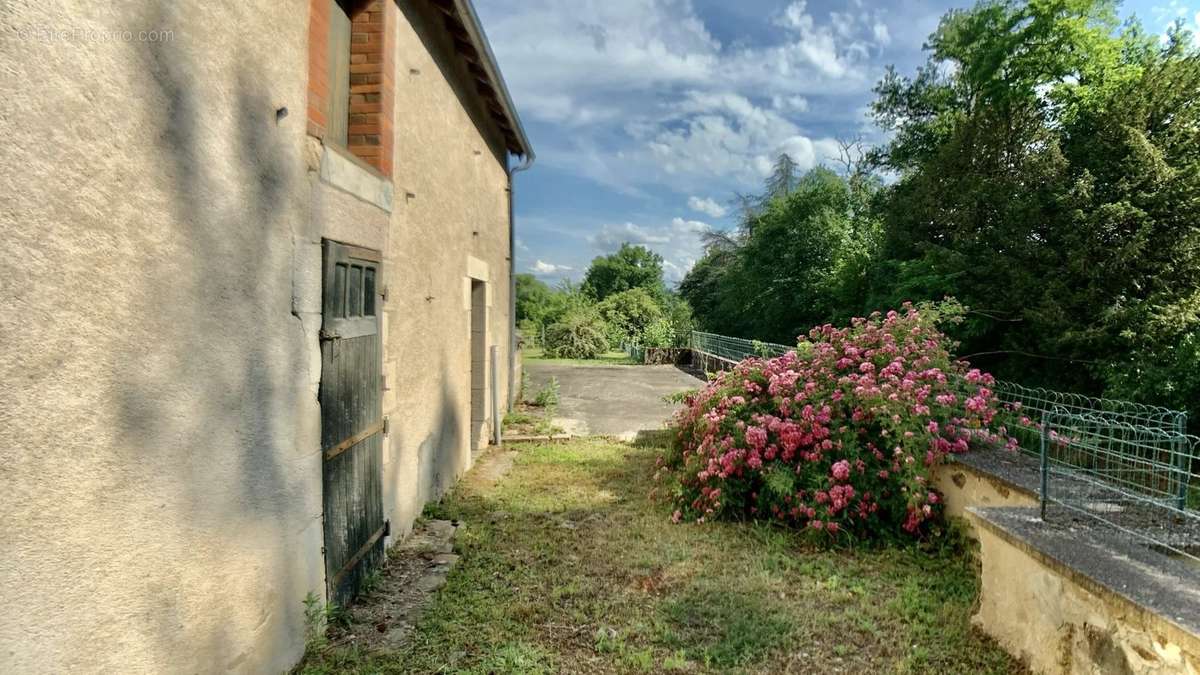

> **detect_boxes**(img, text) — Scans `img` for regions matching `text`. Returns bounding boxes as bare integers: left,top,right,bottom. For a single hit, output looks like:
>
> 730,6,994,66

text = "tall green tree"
681,162,880,344
868,0,1199,402
515,273,553,323
581,243,666,301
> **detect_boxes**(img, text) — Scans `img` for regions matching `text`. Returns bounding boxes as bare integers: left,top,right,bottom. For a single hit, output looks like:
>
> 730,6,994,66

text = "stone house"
0,0,531,672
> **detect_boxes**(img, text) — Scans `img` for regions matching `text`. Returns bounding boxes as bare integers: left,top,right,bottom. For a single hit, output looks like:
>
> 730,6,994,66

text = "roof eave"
439,0,534,160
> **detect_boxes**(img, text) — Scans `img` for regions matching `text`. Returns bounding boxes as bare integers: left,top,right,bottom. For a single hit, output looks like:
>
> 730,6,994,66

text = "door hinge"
383,416,390,436
319,329,341,342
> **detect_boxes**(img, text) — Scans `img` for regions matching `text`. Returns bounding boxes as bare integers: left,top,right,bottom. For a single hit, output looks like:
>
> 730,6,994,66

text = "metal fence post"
490,345,501,446
1040,410,1050,521
1177,414,1191,510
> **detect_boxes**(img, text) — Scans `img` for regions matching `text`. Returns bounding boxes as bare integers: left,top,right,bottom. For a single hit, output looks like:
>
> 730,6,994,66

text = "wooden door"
320,239,385,607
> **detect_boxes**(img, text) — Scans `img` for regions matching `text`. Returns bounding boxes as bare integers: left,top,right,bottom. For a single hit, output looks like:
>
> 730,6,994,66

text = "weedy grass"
532,377,561,408
502,406,563,437
525,347,639,366
297,439,1023,674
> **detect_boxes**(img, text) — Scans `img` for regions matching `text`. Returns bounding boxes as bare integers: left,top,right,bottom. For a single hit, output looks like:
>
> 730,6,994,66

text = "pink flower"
659,302,1013,541
831,460,851,481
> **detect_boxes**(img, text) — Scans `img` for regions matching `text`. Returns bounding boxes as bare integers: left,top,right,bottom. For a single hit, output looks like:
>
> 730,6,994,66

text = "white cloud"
530,260,573,275
778,1,815,32
589,222,672,249
688,195,728,218
772,1,865,79
476,0,895,195
671,217,710,234
873,22,892,46
634,89,842,190
771,94,810,112
583,216,713,284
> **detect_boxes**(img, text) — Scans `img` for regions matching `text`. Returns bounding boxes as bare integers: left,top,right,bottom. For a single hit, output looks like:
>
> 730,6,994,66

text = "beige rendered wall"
0,0,518,673
0,1,324,673
378,1,515,540
971,514,1200,674
932,461,1038,535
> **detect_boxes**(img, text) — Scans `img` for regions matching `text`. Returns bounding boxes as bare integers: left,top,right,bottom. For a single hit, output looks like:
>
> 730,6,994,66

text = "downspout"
507,153,534,413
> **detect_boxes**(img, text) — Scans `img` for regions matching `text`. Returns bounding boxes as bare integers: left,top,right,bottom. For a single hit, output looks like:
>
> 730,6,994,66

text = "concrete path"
524,362,704,439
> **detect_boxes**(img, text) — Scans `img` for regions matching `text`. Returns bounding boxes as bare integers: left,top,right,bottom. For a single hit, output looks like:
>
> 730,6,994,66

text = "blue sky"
474,0,1200,287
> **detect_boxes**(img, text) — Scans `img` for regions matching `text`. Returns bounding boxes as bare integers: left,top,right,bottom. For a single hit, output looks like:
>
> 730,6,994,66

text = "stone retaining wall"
970,507,1200,674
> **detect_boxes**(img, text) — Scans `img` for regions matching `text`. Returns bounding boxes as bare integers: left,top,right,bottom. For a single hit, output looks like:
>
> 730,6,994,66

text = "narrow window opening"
363,267,376,316
333,263,348,318
348,265,364,317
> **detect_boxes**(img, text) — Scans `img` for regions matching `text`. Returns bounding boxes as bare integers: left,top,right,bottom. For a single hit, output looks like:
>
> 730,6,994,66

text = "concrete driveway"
524,362,704,439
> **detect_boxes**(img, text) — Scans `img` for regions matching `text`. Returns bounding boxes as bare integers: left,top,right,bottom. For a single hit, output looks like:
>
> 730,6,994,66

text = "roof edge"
448,0,534,160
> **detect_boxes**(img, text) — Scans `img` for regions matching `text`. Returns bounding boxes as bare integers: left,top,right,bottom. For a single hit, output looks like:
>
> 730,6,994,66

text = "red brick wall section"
308,0,395,178
307,0,330,140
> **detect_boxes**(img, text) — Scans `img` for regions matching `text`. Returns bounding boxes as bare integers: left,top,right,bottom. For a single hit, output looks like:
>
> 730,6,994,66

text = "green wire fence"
690,331,791,363
1041,409,1199,562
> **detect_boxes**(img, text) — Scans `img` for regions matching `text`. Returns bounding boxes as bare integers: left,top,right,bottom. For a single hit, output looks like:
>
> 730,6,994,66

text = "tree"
543,308,609,359
763,153,800,202
515,274,592,346
866,0,1199,394
515,273,553,323
680,167,879,344
679,0,1200,429
597,287,663,345
580,243,665,301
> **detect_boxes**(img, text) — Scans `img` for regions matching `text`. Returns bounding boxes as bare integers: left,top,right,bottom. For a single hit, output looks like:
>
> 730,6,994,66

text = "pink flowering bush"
657,302,1015,540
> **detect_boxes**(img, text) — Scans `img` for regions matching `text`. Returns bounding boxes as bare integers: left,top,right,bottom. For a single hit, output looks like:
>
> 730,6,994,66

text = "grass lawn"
524,347,640,366
299,439,1023,674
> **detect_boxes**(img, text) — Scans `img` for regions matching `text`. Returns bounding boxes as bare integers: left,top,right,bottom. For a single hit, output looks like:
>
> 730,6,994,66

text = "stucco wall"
378,1,514,539
932,460,1038,535
971,513,1200,674
0,2,323,672
0,0,517,672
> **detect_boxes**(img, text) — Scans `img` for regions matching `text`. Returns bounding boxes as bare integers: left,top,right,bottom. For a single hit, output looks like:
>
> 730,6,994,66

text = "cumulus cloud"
476,0,946,292
475,0,896,195
772,1,865,79
636,89,843,189
771,95,810,113
688,195,728,218
873,22,892,46
582,216,713,284
589,222,672,249
530,260,573,275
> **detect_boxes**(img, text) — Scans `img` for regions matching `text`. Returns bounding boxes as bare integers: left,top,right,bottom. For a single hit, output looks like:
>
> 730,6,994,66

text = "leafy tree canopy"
581,244,666,301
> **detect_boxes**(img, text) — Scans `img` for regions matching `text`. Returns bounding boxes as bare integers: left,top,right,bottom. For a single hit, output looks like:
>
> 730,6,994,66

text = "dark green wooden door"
320,239,385,607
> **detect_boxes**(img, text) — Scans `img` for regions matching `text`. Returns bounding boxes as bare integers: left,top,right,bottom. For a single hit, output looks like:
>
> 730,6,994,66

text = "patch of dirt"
464,449,517,491
504,401,563,436
327,519,461,653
